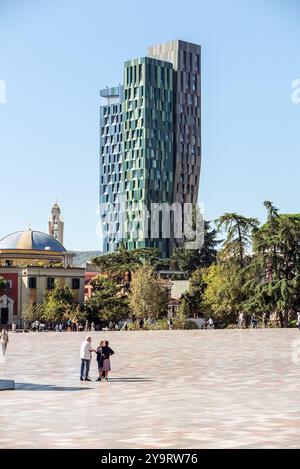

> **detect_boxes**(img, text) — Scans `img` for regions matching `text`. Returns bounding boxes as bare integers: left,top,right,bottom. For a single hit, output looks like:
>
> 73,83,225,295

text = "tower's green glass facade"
99,40,201,258
122,57,173,256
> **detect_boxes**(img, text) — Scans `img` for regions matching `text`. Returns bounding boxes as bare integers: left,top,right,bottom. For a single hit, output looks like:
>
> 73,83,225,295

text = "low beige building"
0,230,85,327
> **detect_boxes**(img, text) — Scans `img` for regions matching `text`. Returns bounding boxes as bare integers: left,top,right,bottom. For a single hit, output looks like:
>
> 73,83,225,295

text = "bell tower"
49,202,64,245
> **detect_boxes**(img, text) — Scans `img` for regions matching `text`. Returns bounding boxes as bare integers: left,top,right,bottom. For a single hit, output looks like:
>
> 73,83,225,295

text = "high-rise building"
49,202,64,245
148,40,201,205
99,85,124,253
99,40,201,257
148,40,201,252
122,57,174,256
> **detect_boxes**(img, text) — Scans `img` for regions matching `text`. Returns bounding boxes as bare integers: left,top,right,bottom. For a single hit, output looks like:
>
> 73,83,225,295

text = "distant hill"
72,251,102,267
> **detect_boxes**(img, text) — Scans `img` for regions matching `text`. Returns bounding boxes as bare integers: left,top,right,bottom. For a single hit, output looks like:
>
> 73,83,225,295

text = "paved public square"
1,329,300,449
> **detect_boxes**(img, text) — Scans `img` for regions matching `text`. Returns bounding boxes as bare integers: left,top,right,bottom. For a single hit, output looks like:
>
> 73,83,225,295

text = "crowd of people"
26,317,176,332
237,312,270,329
26,319,129,333
237,311,300,329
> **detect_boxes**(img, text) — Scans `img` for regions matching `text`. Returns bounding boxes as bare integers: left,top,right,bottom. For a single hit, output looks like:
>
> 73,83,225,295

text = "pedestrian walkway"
1,330,300,448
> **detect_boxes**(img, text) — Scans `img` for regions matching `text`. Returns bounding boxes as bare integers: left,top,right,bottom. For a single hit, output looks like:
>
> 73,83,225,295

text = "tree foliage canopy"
200,203,300,327
85,275,129,323
42,283,75,322
170,221,220,275
128,264,169,319
0,277,6,290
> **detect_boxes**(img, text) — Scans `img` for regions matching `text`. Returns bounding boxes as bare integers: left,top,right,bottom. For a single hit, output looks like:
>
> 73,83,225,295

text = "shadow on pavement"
16,383,91,391
15,378,153,390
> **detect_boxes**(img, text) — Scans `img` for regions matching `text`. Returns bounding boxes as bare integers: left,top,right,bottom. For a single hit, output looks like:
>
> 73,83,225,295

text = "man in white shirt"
207,318,214,329
80,336,94,381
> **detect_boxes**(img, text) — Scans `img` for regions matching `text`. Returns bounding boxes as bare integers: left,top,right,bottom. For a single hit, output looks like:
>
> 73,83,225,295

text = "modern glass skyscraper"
148,40,201,252
122,57,174,256
99,85,124,253
99,40,201,257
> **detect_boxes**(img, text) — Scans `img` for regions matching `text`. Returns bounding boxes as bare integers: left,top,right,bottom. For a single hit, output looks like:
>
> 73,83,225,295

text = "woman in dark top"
101,340,114,381
96,340,105,382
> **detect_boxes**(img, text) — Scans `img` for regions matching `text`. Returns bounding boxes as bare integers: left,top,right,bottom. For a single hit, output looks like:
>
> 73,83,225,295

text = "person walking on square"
1,329,9,356
80,336,95,381
168,317,173,330
207,317,214,329
262,312,268,328
139,318,144,329
250,313,258,329
238,311,245,329
101,340,114,381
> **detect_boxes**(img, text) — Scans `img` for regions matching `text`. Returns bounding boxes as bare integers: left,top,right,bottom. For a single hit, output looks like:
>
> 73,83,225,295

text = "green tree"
173,303,199,329
0,277,6,290
202,263,246,327
85,275,128,324
170,203,300,329
128,264,169,320
216,213,259,267
197,213,259,327
264,200,279,224
92,245,160,288
42,283,74,323
247,205,300,327
21,302,44,323
173,302,188,329
170,221,220,276
71,304,88,322
178,269,207,318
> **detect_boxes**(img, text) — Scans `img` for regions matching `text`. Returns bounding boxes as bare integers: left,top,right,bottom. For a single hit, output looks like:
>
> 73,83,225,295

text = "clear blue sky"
0,0,299,250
